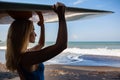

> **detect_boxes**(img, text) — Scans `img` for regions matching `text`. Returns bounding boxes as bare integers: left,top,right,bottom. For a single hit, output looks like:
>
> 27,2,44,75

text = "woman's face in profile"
29,26,37,43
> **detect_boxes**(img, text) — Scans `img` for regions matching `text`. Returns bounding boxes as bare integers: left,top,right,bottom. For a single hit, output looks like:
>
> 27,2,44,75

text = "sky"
0,0,120,42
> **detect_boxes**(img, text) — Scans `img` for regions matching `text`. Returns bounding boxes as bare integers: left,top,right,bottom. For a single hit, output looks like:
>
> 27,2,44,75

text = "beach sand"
0,63,120,80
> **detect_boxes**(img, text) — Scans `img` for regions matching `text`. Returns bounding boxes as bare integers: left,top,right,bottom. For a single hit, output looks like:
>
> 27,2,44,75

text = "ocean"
0,42,120,67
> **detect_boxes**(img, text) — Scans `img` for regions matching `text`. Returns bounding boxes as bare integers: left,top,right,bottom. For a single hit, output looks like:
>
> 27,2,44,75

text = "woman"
6,2,67,80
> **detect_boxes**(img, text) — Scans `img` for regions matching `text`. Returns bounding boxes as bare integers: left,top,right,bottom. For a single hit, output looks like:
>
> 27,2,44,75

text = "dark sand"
0,63,120,80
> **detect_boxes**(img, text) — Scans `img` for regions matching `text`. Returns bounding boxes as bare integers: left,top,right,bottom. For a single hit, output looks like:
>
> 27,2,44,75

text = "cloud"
71,34,79,40
73,0,85,5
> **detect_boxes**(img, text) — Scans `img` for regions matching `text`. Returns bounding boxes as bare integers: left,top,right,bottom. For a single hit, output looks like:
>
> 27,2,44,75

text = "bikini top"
19,63,44,80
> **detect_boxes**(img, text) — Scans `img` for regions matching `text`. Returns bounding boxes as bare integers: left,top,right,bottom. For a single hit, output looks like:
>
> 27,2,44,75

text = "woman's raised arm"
29,12,45,51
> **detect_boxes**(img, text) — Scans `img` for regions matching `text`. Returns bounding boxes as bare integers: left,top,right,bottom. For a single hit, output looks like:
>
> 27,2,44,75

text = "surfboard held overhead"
0,1,114,24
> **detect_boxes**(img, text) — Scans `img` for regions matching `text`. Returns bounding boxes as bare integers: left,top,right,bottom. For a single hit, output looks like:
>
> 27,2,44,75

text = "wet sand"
0,63,120,80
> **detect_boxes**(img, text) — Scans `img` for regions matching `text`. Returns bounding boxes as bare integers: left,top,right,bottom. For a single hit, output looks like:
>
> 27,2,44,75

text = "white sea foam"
1,46,120,67
0,46,6,50
45,47,120,67
63,48,120,57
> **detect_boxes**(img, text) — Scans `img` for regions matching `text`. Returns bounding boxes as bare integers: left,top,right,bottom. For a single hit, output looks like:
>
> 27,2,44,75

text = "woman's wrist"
58,14,65,21
37,21,44,26
39,23,44,26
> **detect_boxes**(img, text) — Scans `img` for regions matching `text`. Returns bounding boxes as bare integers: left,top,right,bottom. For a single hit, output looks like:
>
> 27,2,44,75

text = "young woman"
6,2,67,80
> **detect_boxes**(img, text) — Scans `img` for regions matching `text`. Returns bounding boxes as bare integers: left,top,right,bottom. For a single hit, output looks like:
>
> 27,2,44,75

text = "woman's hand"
52,2,66,16
35,11,44,26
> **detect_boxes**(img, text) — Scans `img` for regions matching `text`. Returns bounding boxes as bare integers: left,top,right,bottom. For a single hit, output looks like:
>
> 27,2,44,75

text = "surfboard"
0,1,113,24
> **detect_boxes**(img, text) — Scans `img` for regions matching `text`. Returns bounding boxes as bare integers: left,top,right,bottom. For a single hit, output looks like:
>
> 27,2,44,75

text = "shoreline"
45,64,120,80
0,63,120,80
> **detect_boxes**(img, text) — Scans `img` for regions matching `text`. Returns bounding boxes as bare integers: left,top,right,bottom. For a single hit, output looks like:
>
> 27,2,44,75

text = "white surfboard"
0,1,113,24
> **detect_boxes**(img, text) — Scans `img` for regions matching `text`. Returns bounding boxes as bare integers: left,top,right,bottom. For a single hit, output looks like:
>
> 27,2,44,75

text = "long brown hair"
6,20,33,72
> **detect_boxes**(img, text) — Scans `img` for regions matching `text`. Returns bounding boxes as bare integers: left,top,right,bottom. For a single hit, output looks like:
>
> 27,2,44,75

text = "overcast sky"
0,0,120,42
